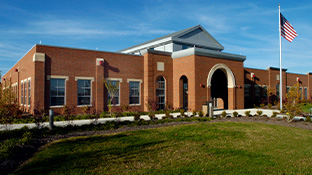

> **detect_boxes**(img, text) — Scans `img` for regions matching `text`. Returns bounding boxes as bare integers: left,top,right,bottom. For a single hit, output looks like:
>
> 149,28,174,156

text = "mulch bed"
1,116,311,175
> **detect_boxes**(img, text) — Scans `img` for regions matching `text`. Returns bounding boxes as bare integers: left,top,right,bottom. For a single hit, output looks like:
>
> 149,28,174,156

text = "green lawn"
15,122,312,174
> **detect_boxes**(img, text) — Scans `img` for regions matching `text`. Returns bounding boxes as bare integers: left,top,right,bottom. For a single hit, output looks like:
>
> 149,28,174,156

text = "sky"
0,0,311,76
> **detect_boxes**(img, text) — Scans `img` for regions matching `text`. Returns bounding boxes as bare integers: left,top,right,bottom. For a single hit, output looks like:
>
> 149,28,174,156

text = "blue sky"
0,0,311,75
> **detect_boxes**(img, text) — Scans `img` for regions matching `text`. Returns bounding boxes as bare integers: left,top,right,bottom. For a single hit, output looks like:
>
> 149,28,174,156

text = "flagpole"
279,4,283,110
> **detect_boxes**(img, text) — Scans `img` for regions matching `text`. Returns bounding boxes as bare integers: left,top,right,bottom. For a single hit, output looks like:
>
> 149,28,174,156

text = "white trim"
49,78,67,107
127,80,142,106
50,106,64,108
75,76,94,82
106,78,121,106
96,58,104,66
207,63,236,88
76,79,92,106
106,78,122,82
47,75,69,81
127,79,142,83
33,53,45,62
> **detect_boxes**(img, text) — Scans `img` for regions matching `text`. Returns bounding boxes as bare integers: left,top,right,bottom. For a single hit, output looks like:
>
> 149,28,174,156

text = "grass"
15,122,312,174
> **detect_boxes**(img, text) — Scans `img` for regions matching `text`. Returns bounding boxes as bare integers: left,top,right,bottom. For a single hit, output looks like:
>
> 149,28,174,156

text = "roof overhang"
172,47,246,62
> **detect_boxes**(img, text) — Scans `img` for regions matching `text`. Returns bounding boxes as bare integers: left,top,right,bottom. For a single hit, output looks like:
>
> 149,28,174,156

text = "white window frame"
28,78,31,107
127,79,142,106
48,75,69,108
106,78,122,106
21,80,24,105
75,77,94,107
304,87,308,100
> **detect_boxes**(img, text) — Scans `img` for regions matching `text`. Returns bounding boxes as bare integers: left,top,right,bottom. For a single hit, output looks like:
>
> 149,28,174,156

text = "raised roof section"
119,25,224,54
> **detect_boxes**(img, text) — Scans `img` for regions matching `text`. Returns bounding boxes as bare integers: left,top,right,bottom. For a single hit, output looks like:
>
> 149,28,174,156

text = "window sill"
77,105,92,107
129,104,141,106
50,105,65,108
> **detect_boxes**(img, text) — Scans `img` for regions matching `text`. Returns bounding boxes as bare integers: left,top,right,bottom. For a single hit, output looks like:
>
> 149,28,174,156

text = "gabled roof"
118,25,224,53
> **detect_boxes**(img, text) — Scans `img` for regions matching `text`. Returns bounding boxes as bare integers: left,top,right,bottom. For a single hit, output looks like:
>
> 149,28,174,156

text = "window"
276,83,279,98
244,84,250,103
286,86,290,93
28,79,31,106
107,80,120,105
262,86,267,98
300,87,303,99
255,85,261,103
156,76,165,110
24,80,27,105
304,88,308,99
182,44,189,50
21,81,24,105
129,81,140,105
50,79,65,106
77,80,91,105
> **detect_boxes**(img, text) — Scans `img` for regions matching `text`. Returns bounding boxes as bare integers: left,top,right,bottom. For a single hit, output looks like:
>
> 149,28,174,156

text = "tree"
0,80,21,130
104,79,119,115
284,83,302,122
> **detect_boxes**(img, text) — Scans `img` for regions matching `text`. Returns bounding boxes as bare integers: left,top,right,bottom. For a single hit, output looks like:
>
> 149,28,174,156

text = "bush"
221,111,227,118
260,103,265,108
198,111,204,117
268,103,272,109
233,111,238,117
192,110,197,117
148,112,155,120
133,112,141,121
245,111,251,117
180,109,185,117
271,112,278,118
256,110,263,116
306,115,311,122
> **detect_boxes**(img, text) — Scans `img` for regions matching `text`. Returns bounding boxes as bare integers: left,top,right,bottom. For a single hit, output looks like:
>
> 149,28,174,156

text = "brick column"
96,58,104,113
33,53,45,113
143,52,154,111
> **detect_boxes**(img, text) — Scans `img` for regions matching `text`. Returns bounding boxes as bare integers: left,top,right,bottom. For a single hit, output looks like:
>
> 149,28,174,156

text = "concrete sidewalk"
0,109,279,131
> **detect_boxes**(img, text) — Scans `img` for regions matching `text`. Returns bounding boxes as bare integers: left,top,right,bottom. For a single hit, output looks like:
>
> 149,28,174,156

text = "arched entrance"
207,63,236,110
156,76,165,110
179,75,188,110
211,69,228,109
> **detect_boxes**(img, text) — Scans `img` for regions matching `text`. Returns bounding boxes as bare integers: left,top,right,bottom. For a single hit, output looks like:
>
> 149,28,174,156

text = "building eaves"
171,47,246,62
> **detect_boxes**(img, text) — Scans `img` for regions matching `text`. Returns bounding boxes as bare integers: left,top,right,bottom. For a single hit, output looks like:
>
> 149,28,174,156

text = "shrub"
221,111,227,118
306,115,311,122
148,112,155,120
245,110,251,117
198,111,204,117
133,112,141,121
280,108,285,114
180,109,185,117
256,110,263,116
260,103,265,109
233,111,238,117
61,105,71,121
268,103,272,109
271,112,278,118
82,106,90,115
192,110,197,117
165,111,170,118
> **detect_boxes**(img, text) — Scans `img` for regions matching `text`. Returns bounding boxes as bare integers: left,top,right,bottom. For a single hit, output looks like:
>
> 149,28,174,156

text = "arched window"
156,76,165,110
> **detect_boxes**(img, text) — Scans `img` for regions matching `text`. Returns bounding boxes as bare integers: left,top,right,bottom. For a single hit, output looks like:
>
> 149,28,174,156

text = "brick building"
1,25,311,114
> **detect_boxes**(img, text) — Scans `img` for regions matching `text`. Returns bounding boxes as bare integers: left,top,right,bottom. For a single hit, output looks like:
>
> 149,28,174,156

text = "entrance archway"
179,75,188,110
207,63,236,109
211,69,228,109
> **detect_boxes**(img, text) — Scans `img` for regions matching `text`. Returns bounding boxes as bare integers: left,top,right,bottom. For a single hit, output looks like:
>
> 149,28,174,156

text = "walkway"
0,109,280,131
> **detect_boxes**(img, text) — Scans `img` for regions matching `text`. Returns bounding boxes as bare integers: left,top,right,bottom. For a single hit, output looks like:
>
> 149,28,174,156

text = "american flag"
280,13,297,42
